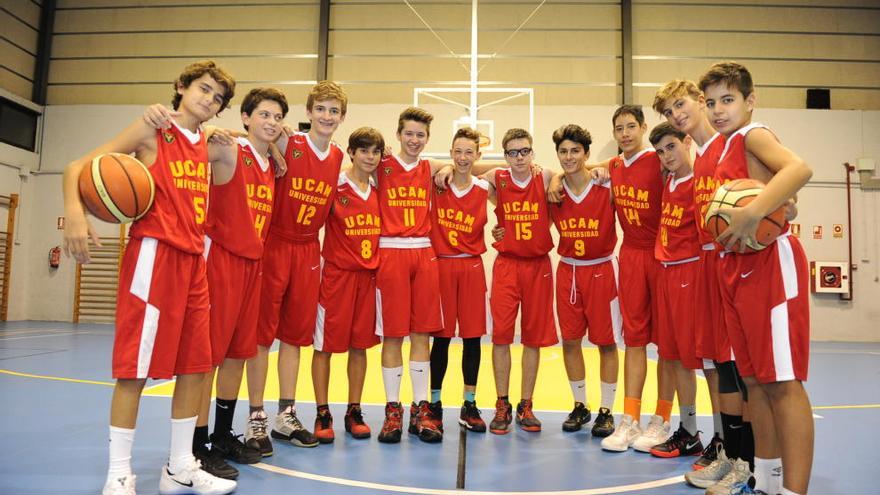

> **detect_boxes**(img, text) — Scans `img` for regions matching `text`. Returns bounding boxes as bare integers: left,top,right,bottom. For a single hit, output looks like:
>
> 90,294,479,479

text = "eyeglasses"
504,147,532,158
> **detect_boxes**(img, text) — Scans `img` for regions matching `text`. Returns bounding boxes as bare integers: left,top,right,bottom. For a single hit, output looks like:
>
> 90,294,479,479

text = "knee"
562,339,581,351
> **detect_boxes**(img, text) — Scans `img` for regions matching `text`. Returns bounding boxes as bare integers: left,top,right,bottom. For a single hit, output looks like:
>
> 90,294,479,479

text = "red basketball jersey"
377,155,432,238
430,177,489,256
550,179,616,260
204,138,276,260
322,171,381,270
655,173,701,262
270,132,344,242
129,123,209,254
693,133,727,244
493,169,553,257
609,149,663,250
715,123,790,232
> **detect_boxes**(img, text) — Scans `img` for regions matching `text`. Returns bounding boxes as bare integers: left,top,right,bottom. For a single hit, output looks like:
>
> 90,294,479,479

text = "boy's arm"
718,128,812,251
207,141,238,185
62,119,156,264
482,168,498,205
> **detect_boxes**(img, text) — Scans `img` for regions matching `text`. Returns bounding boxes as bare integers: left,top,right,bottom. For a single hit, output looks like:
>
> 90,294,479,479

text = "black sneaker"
210,431,262,464
562,402,592,432
650,423,703,458
344,404,371,439
429,400,444,433
591,407,614,437
407,402,420,435
693,432,724,470
194,446,238,480
459,400,486,433
244,409,273,457
489,398,513,435
271,405,319,448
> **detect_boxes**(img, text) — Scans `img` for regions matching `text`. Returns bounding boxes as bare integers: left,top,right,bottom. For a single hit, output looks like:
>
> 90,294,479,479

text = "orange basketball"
704,178,786,253
78,153,155,224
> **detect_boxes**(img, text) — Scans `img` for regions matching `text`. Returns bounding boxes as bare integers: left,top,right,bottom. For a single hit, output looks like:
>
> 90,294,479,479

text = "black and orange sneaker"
314,407,334,444
378,402,404,444
416,400,443,443
515,399,542,432
650,423,703,458
344,404,371,439
693,432,723,470
459,400,486,433
561,402,592,432
429,401,444,433
489,398,513,435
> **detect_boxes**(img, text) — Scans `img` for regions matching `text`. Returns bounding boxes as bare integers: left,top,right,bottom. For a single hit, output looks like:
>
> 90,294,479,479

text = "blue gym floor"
1,321,877,494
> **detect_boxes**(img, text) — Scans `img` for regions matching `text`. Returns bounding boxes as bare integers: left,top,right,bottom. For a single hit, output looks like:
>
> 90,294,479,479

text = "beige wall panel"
478,59,618,84
322,83,619,106
55,5,318,32
1,11,39,52
0,70,32,99
57,0,315,8
634,4,880,33
476,4,619,30
633,32,880,60
53,32,318,58
1,40,35,75
833,90,880,110
49,58,316,85
635,0,878,6
47,82,316,105
477,31,620,57
329,57,470,82
332,4,468,29
635,85,880,111
330,31,469,55
634,59,879,89
1,0,41,28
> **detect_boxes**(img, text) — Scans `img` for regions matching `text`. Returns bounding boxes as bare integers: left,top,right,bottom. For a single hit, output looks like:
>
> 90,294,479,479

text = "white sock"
410,361,430,403
754,457,783,494
107,426,135,482
680,404,698,435
569,379,587,406
780,487,801,495
168,416,197,473
382,366,403,403
600,381,617,410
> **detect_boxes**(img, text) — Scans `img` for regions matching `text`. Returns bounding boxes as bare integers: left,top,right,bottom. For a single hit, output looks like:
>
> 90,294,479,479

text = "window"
0,98,39,152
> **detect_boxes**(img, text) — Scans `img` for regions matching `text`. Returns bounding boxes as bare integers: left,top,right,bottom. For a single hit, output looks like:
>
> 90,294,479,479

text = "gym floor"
1,321,876,494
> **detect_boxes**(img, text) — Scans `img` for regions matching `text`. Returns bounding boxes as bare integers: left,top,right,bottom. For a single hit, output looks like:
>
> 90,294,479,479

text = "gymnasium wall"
1,102,877,341
0,0,41,101
36,0,880,110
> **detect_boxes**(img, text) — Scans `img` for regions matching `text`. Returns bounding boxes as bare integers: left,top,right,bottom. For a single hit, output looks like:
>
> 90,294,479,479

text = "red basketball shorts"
113,237,211,380
375,246,443,337
204,238,260,366
257,236,320,347
617,245,660,347
656,259,703,370
490,254,558,348
556,257,621,346
314,262,379,353
719,235,810,384
436,256,489,339
694,247,733,363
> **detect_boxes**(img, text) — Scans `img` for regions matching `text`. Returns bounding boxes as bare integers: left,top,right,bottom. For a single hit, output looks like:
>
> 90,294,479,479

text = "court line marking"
0,331,80,341
0,368,115,386
812,404,880,410
253,463,686,494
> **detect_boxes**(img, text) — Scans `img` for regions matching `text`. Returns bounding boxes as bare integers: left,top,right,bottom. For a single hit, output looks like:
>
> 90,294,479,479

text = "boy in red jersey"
599,105,677,454
250,81,348,452
646,122,704,459
702,62,813,495
428,127,490,434
375,107,447,444
653,80,756,484
62,61,237,495
549,125,621,438
311,128,384,442
483,128,557,434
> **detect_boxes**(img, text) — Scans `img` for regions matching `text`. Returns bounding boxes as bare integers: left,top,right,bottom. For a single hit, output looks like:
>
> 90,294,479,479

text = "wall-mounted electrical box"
810,261,850,294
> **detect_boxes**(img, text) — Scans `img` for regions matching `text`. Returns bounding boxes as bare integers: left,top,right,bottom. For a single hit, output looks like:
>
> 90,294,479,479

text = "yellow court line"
253,463,685,495
813,404,880,410
0,368,115,387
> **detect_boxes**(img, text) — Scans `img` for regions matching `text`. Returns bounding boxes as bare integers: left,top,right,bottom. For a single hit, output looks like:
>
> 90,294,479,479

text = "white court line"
253,463,685,495
0,331,80,341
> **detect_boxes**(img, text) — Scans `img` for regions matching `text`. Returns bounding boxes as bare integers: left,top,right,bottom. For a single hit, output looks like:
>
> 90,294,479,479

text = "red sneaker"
378,402,403,444
515,399,542,432
344,404,371,439
313,408,334,444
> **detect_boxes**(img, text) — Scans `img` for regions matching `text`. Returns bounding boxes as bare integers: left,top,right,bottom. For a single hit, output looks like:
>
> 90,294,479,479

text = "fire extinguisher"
49,246,61,269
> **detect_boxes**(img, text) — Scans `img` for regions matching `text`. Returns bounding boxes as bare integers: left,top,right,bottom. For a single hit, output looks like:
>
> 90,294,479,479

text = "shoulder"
473,177,490,191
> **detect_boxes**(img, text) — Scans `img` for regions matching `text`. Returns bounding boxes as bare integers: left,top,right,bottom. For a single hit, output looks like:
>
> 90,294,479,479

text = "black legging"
430,337,481,389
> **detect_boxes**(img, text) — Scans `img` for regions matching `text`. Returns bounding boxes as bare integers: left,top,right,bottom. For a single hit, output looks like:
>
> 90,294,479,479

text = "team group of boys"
62,59,815,495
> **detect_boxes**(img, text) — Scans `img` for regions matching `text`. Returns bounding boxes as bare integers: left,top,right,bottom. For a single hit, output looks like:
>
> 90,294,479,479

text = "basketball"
77,153,155,224
704,178,786,252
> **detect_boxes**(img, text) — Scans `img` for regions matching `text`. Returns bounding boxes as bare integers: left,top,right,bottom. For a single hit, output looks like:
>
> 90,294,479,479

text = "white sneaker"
103,474,136,495
706,458,754,495
632,414,670,452
686,447,734,488
159,459,237,495
600,414,642,451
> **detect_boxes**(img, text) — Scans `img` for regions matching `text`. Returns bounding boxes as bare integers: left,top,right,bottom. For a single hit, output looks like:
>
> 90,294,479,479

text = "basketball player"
653,80,756,486
311,127,384,442
428,127,490,435
249,81,348,453
548,124,620,437
483,128,557,434
646,123,704,458
702,62,813,495
62,60,237,495
598,105,677,454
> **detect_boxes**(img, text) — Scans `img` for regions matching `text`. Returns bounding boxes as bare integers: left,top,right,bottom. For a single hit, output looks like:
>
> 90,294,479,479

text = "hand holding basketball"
704,178,786,253
78,153,155,224
715,203,762,253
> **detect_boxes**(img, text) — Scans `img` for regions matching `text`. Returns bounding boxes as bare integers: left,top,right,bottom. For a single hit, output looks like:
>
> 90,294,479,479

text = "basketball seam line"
110,153,139,219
